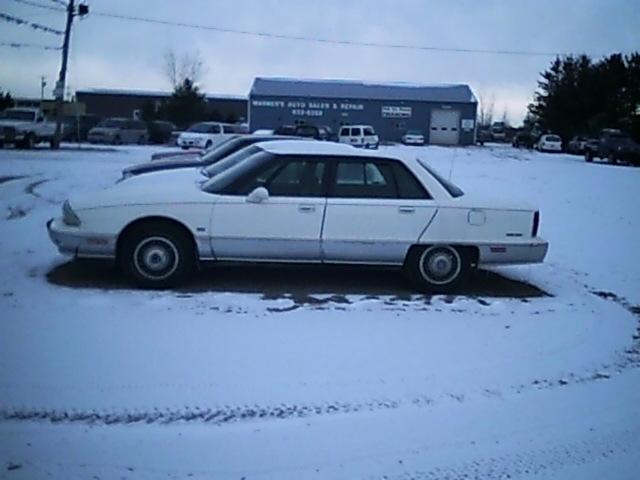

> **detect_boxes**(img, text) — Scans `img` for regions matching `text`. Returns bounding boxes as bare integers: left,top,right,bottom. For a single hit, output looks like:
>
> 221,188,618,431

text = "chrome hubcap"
419,246,462,286
133,237,179,280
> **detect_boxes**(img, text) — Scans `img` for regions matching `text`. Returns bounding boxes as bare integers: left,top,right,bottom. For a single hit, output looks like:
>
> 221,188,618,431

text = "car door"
210,156,328,261
322,158,437,264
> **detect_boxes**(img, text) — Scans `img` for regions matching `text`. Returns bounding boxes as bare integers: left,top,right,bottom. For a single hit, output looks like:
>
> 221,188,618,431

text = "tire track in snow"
379,428,640,480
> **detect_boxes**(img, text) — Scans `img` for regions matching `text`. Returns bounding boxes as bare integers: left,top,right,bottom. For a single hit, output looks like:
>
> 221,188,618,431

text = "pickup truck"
584,129,640,166
0,107,57,149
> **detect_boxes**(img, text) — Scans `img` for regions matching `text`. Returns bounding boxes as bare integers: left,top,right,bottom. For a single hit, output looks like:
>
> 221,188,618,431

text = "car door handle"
298,204,316,213
398,206,416,214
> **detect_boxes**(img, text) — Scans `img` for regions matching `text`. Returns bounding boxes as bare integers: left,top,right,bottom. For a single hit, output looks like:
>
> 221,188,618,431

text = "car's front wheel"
120,221,196,288
405,245,470,292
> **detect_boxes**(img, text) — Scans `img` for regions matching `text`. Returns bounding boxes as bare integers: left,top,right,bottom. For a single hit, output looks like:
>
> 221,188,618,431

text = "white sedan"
47,140,548,291
536,134,563,152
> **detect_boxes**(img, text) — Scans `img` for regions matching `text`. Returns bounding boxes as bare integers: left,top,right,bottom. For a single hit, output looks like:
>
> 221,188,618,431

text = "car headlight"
62,200,81,226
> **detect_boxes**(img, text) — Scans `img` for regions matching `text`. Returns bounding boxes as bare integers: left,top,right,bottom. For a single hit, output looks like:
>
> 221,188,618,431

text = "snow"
1,143,639,479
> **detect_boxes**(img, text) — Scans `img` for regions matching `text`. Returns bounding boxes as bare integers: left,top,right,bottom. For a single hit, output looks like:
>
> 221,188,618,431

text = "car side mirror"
246,186,269,204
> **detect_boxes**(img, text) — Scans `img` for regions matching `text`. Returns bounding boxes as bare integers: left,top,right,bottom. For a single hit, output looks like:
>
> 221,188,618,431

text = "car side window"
392,163,431,199
209,124,221,134
267,159,326,197
222,125,235,133
228,158,325,197
352,127,362,136
333,161,397,198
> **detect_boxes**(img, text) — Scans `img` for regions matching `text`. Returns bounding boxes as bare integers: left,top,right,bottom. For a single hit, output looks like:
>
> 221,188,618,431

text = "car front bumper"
47,218,117,259
477,239,548,266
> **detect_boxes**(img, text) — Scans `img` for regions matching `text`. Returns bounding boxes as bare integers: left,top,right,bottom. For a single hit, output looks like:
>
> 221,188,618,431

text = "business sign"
461,119,475,131
382,106,412,118
251,99,364,117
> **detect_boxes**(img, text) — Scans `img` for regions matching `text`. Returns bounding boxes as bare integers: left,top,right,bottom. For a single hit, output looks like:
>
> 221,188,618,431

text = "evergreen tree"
0,90,14,111
528,53,640,142
165,78,206,129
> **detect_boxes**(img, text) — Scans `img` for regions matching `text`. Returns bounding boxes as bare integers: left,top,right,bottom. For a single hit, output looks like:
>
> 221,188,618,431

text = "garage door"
429,109,460,145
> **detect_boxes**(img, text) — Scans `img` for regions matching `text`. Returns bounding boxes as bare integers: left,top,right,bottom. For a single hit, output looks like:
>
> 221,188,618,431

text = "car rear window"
417,159,464,198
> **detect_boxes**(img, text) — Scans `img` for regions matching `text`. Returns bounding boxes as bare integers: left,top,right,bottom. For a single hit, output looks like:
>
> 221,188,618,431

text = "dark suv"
585,130,640,166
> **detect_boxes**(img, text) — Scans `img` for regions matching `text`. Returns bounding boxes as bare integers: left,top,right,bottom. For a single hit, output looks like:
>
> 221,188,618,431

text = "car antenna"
448,147,457,181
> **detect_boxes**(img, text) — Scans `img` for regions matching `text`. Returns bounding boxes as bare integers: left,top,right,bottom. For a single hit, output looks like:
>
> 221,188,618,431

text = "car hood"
70,168,210,210
88,127,118,135
123,157,205,176
0,119,32,128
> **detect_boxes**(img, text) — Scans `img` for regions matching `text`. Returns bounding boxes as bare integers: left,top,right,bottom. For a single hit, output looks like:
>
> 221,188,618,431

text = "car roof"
340,124,373,128
258,140,373,156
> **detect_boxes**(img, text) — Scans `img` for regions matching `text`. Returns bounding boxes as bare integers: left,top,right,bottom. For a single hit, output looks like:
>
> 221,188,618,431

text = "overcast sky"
1,0,639,123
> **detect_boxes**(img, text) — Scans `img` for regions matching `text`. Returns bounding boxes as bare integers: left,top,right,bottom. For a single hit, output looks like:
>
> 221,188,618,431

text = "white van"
338,125,379,149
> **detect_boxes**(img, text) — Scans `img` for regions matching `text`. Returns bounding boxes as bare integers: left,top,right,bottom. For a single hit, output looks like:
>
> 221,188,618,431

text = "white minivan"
338,125,379,149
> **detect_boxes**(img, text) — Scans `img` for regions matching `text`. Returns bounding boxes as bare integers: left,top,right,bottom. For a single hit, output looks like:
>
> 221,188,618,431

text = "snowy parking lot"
1,143,639,479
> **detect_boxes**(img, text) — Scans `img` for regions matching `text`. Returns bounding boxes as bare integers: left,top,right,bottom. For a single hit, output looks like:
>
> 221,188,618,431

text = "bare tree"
501,109,510,127
478,93,495,128
164,49,205,89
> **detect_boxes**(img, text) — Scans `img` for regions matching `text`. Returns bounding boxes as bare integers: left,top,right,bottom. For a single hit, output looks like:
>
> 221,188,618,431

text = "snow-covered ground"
0,143,638,479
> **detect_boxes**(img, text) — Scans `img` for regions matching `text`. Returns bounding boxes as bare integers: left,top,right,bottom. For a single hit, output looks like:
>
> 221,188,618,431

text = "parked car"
61,114,100,142
47,140,547,291
147,121,177,144
177,122,245,149
121,135,303,179
273,125,297,136
566,135,590,155
512,132,535,149
476,129,492,146
584,129,640,166
338,125,379,148
88,118,148,145
535,134,562,152
490,122,507,142
401,129,426,146
0,107,56,148
294,124,333,141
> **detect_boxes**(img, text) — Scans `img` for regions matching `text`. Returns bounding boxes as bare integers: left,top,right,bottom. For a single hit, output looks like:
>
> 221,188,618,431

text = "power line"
0,40,61,50
8,0,65,12
49,0,68,6
91,10,569,57
0,12,64,35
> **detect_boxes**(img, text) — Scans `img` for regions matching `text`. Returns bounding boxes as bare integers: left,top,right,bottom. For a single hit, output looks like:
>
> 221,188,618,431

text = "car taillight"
532,211,540,237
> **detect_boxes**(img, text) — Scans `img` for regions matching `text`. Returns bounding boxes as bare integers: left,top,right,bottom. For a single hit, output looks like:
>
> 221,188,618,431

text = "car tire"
205,140,212,149
113,136,122,145
585,150,593,162
21,133,35,150
138,135,147,145
120,222,196,288
607,152,616,164
404,245,470,293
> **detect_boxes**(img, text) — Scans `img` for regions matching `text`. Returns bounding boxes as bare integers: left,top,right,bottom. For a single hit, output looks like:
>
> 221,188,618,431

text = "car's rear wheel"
404,245,470,292
585,150,593,162
113,135,122,145
120,221,196,288
20,133,35,149
607,152,616,164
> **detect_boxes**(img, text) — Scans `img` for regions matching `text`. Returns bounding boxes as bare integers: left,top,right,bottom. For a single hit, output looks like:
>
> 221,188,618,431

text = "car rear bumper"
47,218,116,259
477,239,548,266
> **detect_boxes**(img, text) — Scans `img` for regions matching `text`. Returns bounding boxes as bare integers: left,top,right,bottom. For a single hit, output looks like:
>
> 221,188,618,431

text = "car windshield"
417,159,464,198
546,135,561,142
364,127,376,135
0,110,35,121
200,136,245,163
407,130,422,135
97,119,126,128
188,123,217,133
201,150,272,193
202,144,263,178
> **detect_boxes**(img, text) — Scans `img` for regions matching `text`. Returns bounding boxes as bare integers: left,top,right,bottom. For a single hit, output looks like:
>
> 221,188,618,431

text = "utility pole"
51,0,74,149
40,76,47,102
